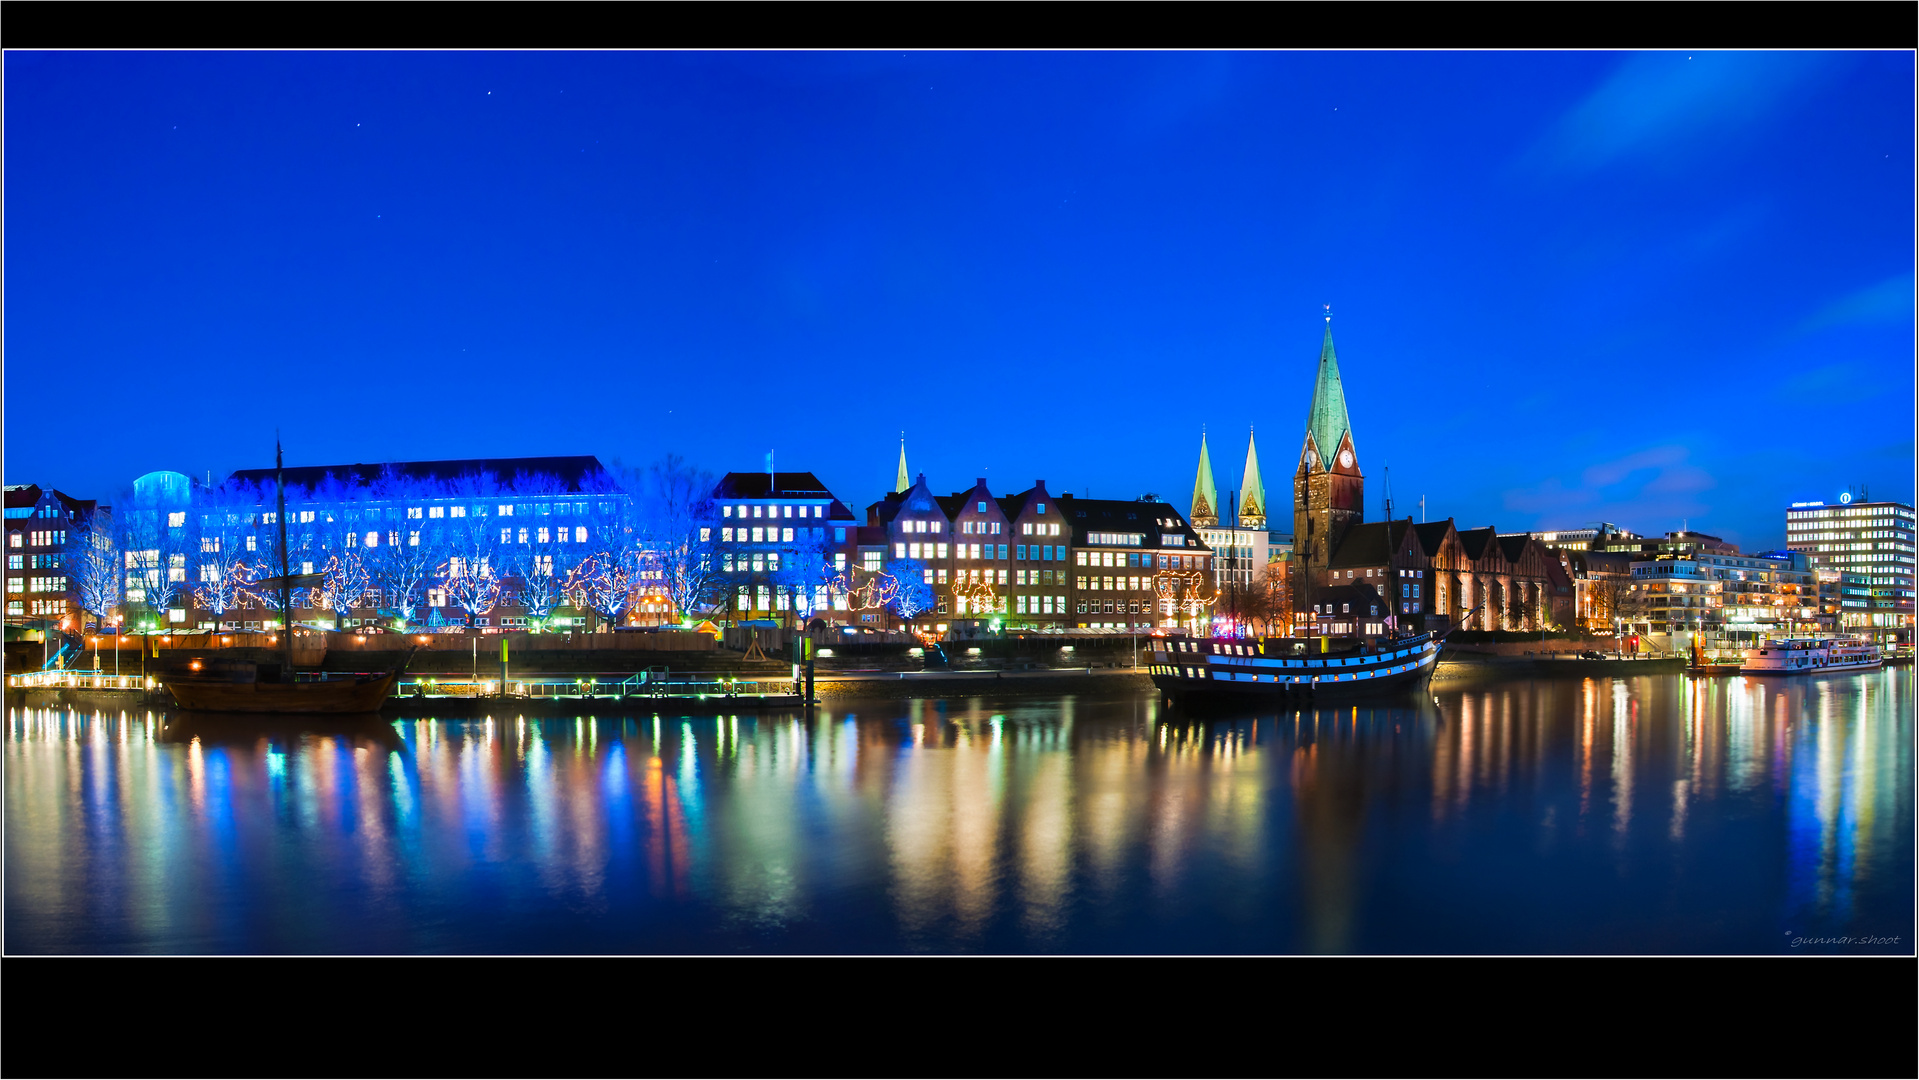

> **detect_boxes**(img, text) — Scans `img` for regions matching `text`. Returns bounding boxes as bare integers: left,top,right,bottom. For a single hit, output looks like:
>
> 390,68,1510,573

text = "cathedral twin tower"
1190,317,1363,572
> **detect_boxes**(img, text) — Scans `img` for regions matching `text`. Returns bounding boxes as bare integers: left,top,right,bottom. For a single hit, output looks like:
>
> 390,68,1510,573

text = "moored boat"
155,437,415,714
1150,631,1442,704
1738,636,1882,676
159,654,411,714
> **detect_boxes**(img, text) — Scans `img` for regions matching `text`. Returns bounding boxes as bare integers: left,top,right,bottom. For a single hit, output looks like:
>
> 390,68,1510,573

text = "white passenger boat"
1739,637,1882,676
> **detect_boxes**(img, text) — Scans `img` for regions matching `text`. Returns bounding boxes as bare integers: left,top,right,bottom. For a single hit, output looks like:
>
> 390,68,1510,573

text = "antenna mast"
1383,466,1394,523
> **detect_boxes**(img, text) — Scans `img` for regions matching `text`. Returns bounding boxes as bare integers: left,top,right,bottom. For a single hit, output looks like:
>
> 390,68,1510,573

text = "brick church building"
1284,317,1573,639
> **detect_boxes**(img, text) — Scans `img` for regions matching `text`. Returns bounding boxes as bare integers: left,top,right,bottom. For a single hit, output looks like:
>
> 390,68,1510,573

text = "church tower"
1293,316,1364,575
1190,431,1219,528
895,435,910,494
1238,427,1266,530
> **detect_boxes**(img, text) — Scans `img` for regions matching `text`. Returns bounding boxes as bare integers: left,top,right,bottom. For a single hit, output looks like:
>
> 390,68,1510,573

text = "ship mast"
277,436,293,674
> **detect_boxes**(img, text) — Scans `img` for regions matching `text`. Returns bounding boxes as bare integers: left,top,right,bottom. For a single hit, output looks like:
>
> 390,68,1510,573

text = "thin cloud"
1504,445,1716,528
1799,272,1916,333
1530,52,1830,174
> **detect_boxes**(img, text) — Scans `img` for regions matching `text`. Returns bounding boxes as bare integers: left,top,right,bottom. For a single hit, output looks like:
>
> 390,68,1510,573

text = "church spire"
1304,313,1352,471
1239,427,1266,529
895,434,910,494
1191,430,1218,528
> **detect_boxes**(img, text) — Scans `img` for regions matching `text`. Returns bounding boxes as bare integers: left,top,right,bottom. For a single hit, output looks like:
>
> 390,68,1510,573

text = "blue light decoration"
153,459,730,635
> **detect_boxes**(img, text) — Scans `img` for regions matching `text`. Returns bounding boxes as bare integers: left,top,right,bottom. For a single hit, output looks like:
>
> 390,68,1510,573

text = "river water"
6,669,1911,954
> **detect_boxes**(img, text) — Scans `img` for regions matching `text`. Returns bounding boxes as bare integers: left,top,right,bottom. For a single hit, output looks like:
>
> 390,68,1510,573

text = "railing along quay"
396,673,800,701
6,671,150,691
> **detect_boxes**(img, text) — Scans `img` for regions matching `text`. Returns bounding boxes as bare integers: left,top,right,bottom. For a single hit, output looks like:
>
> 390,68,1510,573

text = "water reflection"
5,668,1912,954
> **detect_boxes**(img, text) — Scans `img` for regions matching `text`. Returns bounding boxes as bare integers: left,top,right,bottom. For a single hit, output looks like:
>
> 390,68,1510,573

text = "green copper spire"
1239,427,1266,527
896,435,910,493
1304,319,1352,471
1191,431,1218,526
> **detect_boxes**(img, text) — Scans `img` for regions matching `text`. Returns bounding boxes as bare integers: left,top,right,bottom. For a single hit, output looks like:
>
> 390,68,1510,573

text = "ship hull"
1149,634,1442,704
1738,637,1883,676
161,670,401,714
1738,660,1883,676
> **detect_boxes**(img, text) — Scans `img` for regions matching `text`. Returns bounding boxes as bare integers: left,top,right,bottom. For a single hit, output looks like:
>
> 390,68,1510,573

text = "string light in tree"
834,565,900,611
951,578,999,615
1155,570,1216,616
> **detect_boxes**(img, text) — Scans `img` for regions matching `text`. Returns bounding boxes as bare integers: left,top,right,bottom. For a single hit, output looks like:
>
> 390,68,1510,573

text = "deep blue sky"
6,51,1912,550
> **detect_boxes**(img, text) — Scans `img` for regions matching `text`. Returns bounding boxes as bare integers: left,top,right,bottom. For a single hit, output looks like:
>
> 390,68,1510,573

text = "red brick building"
1288,319,1573,639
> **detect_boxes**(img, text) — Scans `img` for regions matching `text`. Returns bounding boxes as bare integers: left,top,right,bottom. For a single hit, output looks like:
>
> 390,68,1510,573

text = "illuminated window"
409,531,420,547
451,506,467,518
409,507,424,519
499,505,514,517
782,528,794,543
168,512,186,528
576,527,587,543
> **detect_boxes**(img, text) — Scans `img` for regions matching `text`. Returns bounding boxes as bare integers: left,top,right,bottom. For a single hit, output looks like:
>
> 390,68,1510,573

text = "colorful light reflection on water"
5,670,1911,954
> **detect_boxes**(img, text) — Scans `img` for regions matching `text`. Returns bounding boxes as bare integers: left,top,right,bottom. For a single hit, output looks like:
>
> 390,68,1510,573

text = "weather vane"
1324,303,1332,323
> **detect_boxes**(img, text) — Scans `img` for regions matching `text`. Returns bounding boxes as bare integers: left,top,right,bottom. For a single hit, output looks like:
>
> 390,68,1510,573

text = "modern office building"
1785,496,1915,648
1626,549,1818,646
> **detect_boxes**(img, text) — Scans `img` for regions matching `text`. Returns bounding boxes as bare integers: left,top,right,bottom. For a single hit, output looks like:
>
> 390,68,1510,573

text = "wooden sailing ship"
1150,630,1444,704
156,439,413,714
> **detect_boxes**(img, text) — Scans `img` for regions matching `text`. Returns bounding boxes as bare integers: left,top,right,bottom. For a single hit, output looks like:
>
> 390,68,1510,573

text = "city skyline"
5,50,1913,552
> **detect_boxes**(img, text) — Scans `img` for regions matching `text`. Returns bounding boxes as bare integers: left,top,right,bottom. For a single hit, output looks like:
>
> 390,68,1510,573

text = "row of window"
735,585,839,611
1788,508,1915,520
10,530,68,548
720,527,836,544
1074,575,1164,592
4,598,68,616
4,553,62,570
723,504,827,520
7,575,68,594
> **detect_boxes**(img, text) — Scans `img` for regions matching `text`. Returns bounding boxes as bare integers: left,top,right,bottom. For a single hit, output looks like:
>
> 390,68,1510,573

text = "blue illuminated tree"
364,469,438,628
886,558,935,622
776,522,836,625
440,518,505,628
510,547,575,630
565,549,634,631
189,488,259,631
319,550,371,630
64,508,121,631
116,478,191,627
636,454,720,622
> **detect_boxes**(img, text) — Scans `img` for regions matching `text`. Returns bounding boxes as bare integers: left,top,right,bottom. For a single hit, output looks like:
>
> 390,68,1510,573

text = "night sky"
5,51,1912,551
